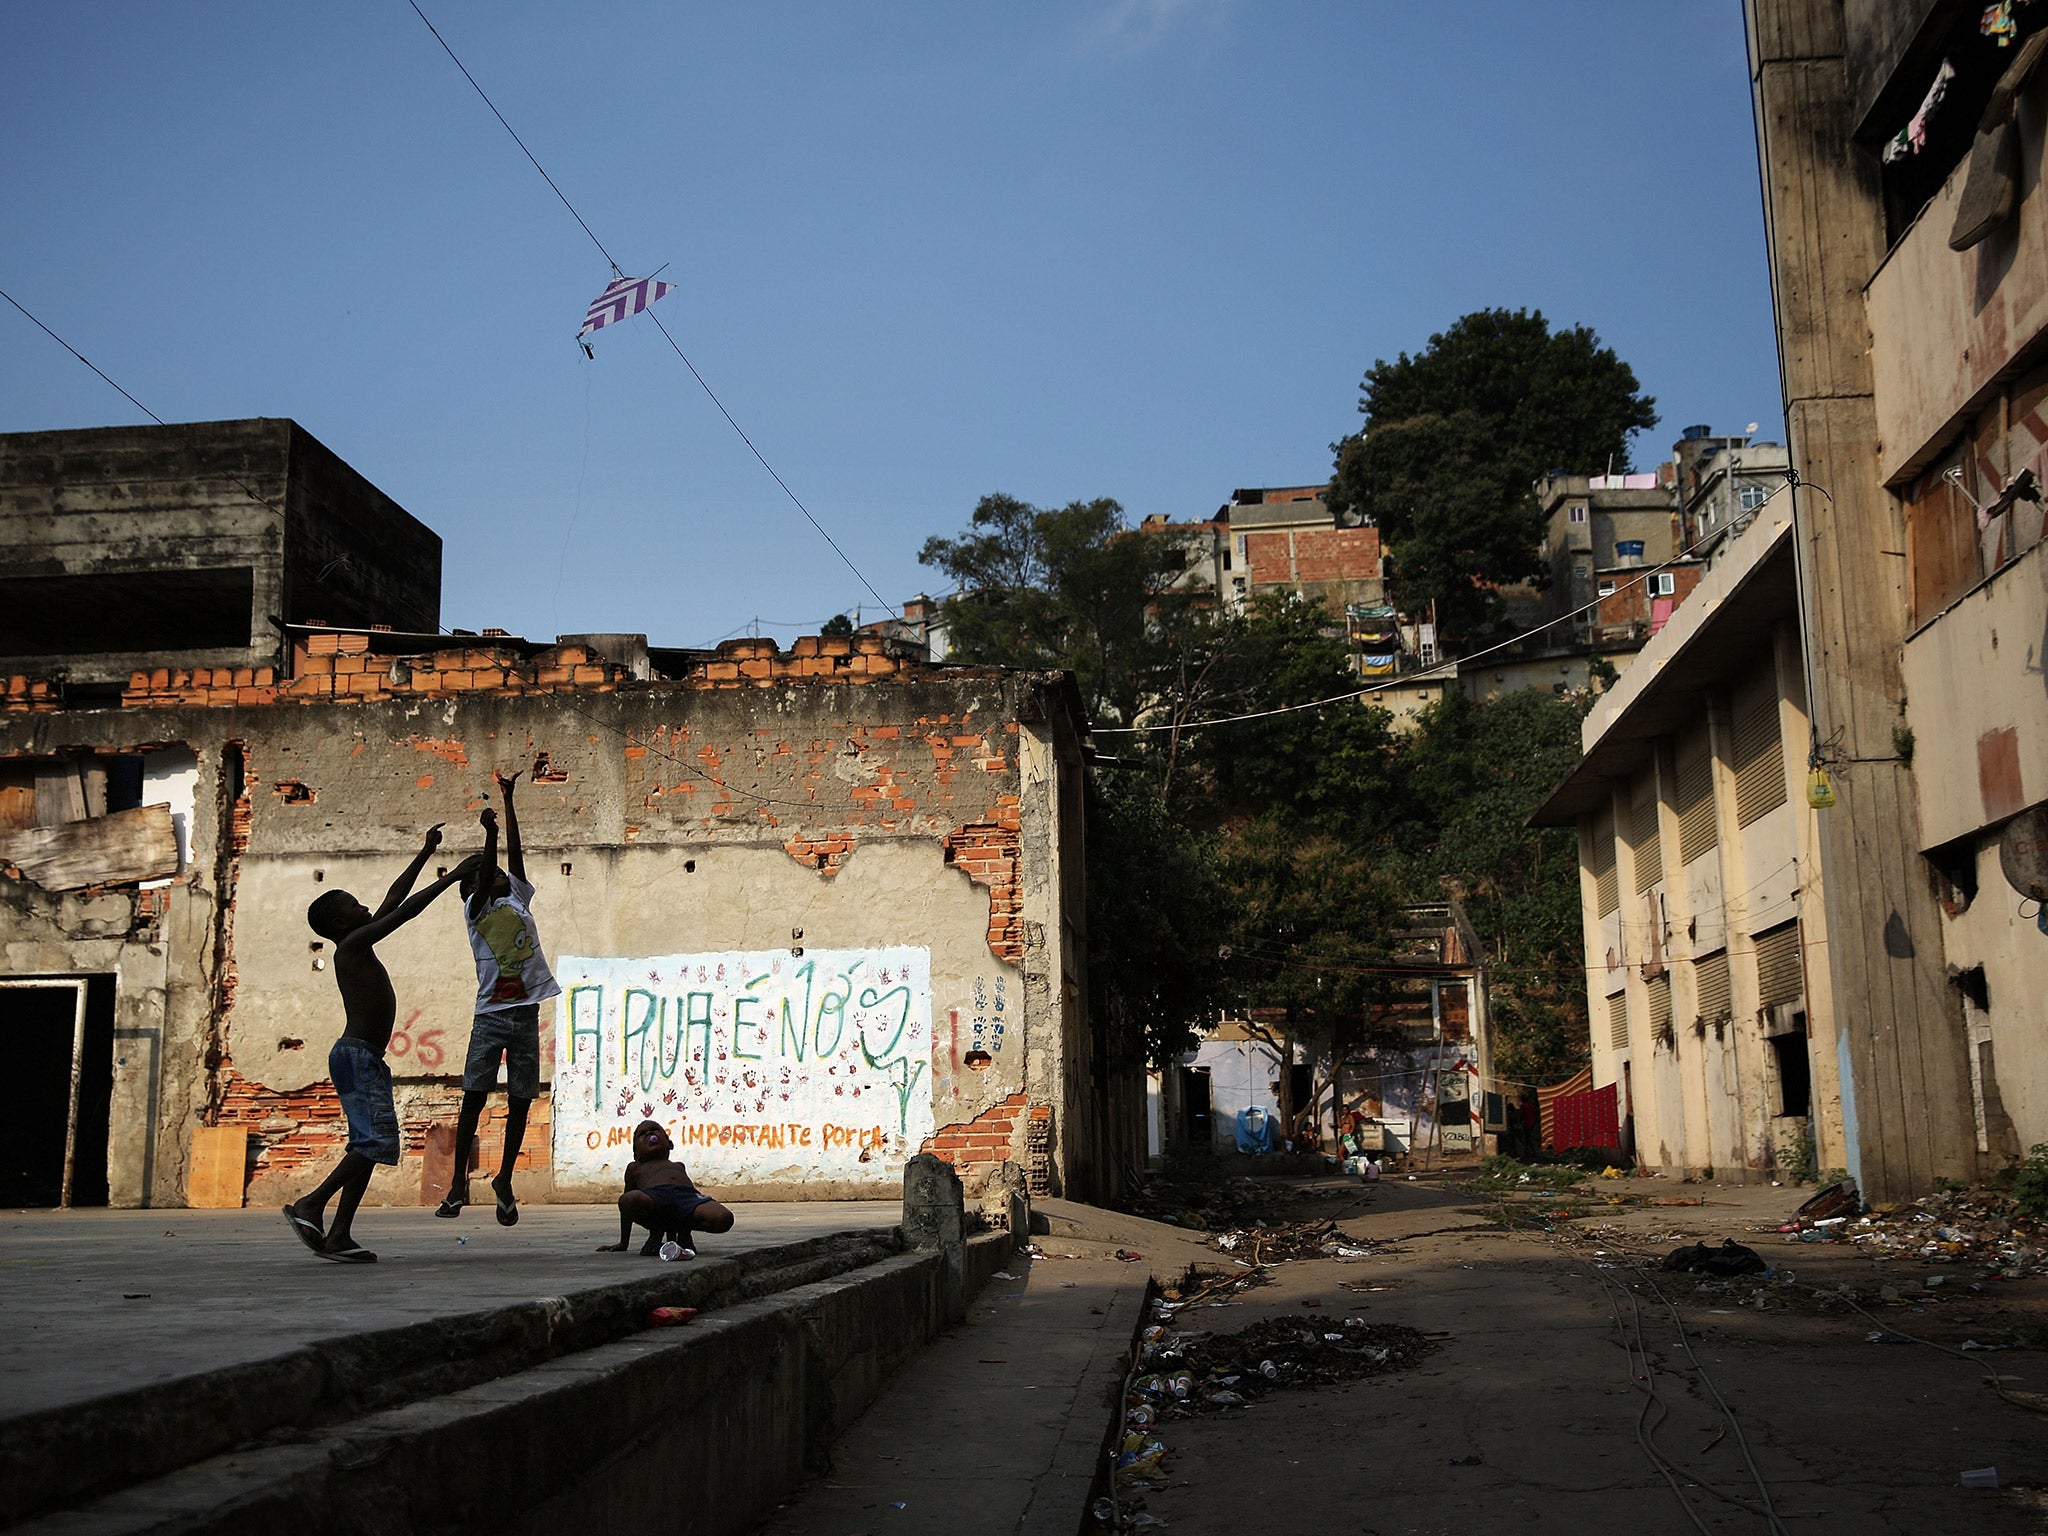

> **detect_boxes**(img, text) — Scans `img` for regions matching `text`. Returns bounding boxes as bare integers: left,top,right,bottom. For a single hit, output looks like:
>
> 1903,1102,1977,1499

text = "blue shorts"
330,1036,400,1166
645,1183,712,1236
464,1005,540,1099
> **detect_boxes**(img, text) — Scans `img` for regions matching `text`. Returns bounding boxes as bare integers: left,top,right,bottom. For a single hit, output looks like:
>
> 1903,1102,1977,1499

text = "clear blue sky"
3,2,1780,649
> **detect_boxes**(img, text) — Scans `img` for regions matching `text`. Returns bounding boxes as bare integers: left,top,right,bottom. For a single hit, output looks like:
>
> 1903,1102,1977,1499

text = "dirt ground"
1060,1170,2048,1536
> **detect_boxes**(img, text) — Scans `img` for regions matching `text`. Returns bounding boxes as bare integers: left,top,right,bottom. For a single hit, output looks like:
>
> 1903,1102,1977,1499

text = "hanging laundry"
1983,1,2017,45
577,273,675,344
1908,59,1957,153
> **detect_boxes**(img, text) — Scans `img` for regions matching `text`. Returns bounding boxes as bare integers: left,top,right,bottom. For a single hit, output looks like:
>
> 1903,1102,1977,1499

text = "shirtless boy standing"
287,827,478,1263
596,1120,736,1258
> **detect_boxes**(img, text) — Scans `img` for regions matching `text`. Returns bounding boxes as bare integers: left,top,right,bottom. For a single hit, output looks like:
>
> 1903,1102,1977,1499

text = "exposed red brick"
943,819,1024,963
918,1090,1027,1175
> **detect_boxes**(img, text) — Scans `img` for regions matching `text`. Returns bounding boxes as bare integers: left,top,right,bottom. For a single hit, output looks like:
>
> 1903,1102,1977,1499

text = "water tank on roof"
1681,424,1712,441
1615,540,1645,567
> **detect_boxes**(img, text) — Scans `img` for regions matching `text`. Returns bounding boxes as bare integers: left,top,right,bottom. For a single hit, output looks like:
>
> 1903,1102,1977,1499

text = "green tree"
918,493,1193,727
1087,772,1231,1070
1382,688,1591,1083
820,613,855,637
1329,308,1658,643
1213,816,1401,1136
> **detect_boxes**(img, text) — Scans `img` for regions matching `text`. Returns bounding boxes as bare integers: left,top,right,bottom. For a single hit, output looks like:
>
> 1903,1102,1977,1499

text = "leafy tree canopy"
1329,308,1658,643
918,493,1191,727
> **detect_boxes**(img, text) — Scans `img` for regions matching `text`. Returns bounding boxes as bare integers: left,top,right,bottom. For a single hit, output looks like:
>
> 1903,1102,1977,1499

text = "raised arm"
467,805,500,922
496,770,526,885
353,856,481,948
376,824,444,918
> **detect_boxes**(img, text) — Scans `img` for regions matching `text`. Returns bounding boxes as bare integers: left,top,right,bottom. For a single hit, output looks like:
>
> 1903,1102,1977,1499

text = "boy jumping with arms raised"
437,769,558,1226
288,826,478,1263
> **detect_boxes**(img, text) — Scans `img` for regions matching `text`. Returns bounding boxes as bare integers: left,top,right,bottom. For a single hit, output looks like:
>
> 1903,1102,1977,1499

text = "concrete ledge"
963,1227,1018,1296
0,1226,900,1527
18,1250,949,1536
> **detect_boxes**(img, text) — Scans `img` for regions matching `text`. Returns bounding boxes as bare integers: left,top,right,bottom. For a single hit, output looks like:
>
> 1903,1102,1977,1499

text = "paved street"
0,1200,896,1419
1107,1178,2048,1535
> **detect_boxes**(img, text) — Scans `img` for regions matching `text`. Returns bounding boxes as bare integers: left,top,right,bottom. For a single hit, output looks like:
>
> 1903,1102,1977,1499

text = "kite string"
553,362,594,635
406,0,618,275
405,1,893,616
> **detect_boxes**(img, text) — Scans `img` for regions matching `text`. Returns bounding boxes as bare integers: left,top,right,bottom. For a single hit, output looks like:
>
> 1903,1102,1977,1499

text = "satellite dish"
1746,422,1760,435
1999,808,2048,902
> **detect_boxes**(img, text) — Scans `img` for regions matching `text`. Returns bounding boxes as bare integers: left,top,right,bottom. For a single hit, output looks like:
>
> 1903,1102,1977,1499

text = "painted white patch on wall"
140,749,199,890
552,947,933,1188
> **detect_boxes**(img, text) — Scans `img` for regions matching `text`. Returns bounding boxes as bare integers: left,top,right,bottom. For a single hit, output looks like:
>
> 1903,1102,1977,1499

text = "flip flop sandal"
282,1205,325,1255
314,1245,377,1263
433,1195,467,1218
494,1186,519,1227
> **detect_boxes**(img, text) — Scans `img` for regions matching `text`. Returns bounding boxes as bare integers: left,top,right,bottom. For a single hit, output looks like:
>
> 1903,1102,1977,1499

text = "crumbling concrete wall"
0,632,1106,1209
0,419,439,687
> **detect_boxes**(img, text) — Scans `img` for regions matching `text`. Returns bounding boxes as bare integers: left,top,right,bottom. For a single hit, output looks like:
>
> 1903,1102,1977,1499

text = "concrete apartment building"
1742,0,2048,1199
1531,502,1847,1182
1673,427,1794,565
0,419,1115,1211
1140,484,1385,618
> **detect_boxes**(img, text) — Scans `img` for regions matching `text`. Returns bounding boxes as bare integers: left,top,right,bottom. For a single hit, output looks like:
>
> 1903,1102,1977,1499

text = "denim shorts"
464,1005,541,1100
329,1036,400,1166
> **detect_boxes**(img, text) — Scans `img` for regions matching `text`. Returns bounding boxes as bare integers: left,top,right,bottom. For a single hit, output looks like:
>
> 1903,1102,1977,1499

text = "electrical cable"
1094,478,1817,736
406,0,619,274
1483,1190,1795,1531
0,285,287,527
404,2,894,615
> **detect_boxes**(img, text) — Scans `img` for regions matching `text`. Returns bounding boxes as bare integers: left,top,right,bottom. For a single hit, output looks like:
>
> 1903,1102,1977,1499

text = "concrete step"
15,1246,969,1536
2,1227,902,1528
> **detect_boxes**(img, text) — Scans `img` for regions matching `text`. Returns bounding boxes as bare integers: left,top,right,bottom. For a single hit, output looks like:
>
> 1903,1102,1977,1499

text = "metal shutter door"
1632,784,1663,894
1646,973,1673,1046
1695,950,1731,1024
1733,680,1788,827
1675,730,1718,863
1755,922,1803,1007
1591,806,1619,917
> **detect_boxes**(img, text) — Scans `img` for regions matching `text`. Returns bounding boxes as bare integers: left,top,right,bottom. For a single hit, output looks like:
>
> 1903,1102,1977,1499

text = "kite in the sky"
577,272,673,355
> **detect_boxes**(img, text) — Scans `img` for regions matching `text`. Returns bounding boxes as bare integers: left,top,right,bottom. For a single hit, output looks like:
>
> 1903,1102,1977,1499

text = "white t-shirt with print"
466,873,561,1015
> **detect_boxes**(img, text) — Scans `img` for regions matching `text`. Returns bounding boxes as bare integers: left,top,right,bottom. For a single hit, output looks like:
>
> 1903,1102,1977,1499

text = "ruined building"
0,419,1114,1209
1746,0,2048,1199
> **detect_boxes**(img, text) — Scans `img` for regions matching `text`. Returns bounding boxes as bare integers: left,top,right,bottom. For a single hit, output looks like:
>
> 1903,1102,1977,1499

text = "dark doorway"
0,979,115,1206
1772,1014,1812,1120
1178,1066,1212,1149
1289,1063,1315,1141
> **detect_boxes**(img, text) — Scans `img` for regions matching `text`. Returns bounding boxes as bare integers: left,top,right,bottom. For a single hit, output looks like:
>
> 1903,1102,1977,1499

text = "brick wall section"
119,631,962,710
1244,526,1381,586
783,830,857,875
216,1067,550,1190
2,676,59,713
921,1090,1026,1179
943,799,1024,963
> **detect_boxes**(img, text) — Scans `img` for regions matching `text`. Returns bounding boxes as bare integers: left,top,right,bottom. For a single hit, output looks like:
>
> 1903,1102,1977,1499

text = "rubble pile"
1773,1185,2047,1279
1211,1220,1375,1263
1111,1308,1436,1500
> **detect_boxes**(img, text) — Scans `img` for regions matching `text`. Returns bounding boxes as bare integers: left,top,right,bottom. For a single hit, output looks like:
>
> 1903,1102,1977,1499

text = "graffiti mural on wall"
552,947,934,1185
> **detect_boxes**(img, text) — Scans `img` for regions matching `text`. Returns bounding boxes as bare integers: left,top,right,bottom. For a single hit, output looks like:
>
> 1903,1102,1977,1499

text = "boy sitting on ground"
288,827,479,1263
596,1119,735,1258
